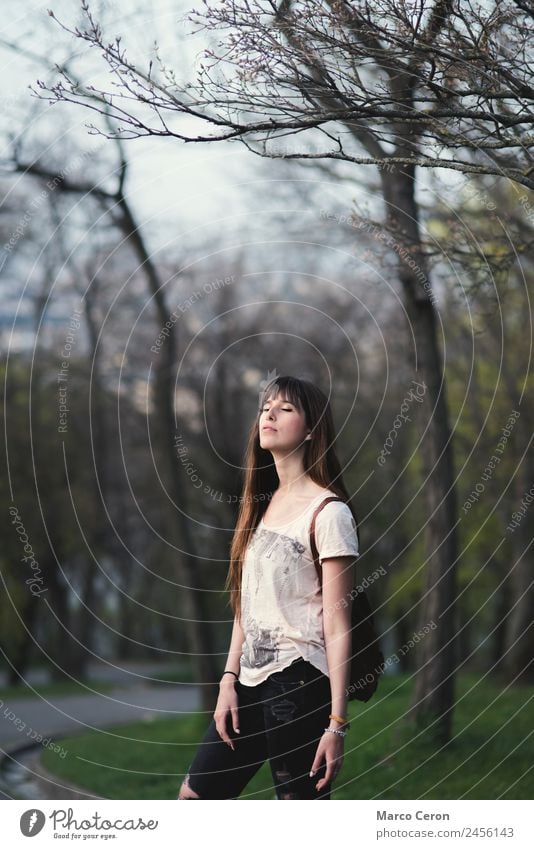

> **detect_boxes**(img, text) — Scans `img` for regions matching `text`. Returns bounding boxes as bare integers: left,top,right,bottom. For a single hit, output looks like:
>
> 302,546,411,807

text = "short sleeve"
314,501,360,563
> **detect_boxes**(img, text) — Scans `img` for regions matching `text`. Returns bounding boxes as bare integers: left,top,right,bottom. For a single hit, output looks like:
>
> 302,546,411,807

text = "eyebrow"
262,398,294,404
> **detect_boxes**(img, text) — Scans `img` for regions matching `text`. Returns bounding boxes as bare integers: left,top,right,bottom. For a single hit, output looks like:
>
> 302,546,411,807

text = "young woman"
177,374,360,800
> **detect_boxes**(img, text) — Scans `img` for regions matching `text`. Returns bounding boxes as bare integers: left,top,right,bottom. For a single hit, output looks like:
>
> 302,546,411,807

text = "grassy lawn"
147,667,196,684
41,673,534,800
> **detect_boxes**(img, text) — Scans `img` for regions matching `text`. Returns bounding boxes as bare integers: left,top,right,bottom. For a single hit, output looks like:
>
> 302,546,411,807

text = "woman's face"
258,392,311,452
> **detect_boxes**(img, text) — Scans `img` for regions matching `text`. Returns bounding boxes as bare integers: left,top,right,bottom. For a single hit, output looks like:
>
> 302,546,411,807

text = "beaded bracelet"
324,727,347,738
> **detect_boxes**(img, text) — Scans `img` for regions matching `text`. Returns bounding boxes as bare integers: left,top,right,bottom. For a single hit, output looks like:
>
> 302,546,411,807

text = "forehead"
263,390,300,406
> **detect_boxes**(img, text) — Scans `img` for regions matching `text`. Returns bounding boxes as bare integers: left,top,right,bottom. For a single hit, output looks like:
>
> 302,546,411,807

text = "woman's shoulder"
314,498,359,557
314,490,349,509
307,486,340,502
315,496,355,526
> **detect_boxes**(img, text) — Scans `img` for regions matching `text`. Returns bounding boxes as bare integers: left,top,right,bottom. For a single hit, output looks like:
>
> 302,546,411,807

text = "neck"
272,453,308,493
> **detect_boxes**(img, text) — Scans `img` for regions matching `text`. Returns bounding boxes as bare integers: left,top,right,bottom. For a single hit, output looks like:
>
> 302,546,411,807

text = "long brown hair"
225,375,358,623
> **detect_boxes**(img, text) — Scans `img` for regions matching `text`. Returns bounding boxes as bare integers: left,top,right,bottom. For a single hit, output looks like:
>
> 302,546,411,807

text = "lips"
262,426,276,431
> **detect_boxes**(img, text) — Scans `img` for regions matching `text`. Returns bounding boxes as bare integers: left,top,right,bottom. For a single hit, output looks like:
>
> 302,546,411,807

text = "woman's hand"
214,680,241,751
309,731,344,792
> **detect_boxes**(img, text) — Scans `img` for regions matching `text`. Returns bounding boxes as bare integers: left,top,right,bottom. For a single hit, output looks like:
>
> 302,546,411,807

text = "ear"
305,432,312,441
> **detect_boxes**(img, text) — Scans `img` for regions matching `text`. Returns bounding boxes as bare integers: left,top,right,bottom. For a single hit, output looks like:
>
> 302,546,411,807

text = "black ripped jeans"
182,657,333,799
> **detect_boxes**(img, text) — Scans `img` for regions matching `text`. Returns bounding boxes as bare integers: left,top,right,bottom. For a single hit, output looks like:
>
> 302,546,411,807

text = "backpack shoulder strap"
309,496,344,588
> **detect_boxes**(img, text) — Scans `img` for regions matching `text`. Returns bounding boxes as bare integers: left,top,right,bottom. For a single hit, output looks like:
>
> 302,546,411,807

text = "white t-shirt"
238,491,360,686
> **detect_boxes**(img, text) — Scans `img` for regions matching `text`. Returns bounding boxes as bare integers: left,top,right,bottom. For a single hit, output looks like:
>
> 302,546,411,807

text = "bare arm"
309,554,355,792
220,614,245,683
214,614,245,750
321,555,356,721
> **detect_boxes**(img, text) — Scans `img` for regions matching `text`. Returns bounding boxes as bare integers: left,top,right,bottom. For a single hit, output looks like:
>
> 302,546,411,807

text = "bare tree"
1,40,224,710
31,0,534,740
32,1,534,187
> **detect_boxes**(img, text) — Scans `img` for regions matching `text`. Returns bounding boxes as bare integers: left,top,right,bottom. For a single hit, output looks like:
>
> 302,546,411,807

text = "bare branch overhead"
30,0,534,188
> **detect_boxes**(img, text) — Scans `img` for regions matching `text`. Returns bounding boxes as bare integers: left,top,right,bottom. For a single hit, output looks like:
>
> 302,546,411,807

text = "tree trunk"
4,594,40,685
490,555,511,676
117,196,220,710
482,327,534,685
501,449,534,684
382,162,459,743
46,555,89,680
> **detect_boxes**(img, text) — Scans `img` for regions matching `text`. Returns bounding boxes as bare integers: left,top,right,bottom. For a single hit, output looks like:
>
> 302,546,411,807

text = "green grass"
147,666,196,684
41,673,534,800
0,680,115,700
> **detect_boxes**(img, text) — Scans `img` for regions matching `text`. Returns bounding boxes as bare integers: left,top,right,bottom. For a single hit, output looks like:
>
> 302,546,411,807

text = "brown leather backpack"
310,496,385,702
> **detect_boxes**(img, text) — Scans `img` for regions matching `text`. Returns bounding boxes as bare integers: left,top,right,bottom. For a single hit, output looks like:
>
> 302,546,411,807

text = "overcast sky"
1,1,261,247
1,0,464,360
1,0,461,245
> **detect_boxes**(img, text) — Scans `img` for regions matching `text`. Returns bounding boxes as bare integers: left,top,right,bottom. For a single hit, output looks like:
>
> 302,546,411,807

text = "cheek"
287,417,306,436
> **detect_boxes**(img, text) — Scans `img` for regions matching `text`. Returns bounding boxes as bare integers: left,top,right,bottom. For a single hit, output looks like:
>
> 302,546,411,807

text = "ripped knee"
177,773,201,799
275,767,298,800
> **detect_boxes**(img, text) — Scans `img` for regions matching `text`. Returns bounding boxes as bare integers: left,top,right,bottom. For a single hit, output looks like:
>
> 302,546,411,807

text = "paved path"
0,682,201,751
0,679,202,800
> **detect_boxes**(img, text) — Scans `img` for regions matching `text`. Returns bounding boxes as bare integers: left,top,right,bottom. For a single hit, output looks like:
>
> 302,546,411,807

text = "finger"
316,755,338,790
309,752,323,777
318,764,335,788
231,707,241,734
215,721,235,751
316,771,334,791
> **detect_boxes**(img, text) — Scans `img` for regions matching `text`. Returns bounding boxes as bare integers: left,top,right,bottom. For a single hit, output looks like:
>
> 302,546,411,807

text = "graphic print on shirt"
240,526,307,670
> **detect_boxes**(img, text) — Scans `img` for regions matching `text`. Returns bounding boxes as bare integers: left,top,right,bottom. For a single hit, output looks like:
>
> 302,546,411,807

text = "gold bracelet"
329,712,350,727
